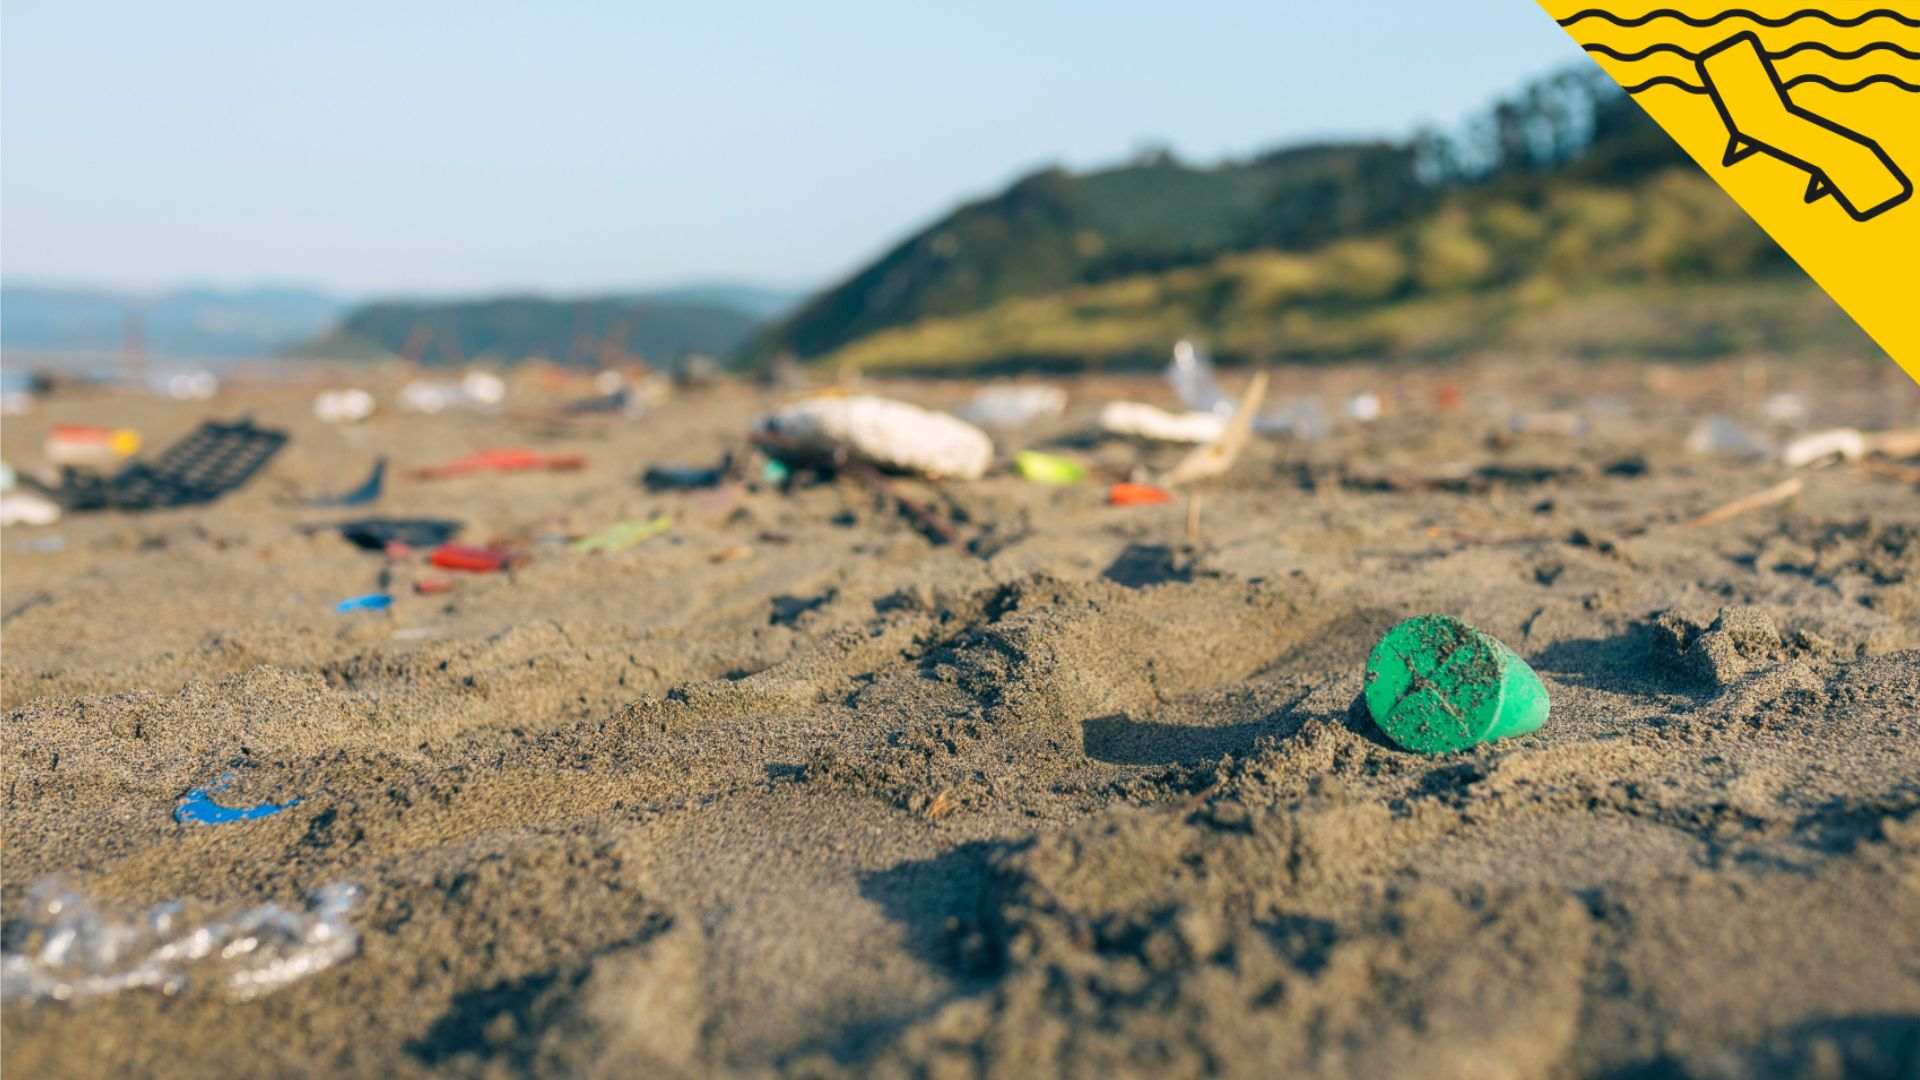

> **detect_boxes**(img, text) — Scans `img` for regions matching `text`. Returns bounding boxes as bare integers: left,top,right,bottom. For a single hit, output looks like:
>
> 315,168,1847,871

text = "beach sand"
4,359,1918,1077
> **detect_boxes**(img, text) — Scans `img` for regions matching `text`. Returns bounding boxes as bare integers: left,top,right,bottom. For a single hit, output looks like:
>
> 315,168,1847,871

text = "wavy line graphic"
1586,41,1920,62
1623,72,1920,93
1559,8,1920,29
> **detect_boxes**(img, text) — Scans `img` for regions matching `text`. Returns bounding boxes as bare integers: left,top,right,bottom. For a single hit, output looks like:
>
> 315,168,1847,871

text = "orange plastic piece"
1108,482,1174,506
413,448,587,479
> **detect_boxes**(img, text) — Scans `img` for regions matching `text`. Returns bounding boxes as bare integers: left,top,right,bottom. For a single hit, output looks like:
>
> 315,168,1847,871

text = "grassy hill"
755,67,1874,371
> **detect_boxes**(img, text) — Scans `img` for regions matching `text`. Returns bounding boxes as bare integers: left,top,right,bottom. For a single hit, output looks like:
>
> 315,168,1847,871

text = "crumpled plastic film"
1,878,362,1003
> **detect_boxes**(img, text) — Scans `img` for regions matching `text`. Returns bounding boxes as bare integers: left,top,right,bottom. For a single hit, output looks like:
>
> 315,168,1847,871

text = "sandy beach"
4,358,1919,1077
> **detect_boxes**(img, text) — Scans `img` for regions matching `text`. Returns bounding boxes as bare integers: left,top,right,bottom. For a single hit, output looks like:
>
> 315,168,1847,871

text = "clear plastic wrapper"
1,878,361,1003
1166,340,1233,416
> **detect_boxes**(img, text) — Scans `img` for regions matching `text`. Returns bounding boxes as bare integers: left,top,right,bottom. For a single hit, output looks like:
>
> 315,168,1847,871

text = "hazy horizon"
3,2,1583,297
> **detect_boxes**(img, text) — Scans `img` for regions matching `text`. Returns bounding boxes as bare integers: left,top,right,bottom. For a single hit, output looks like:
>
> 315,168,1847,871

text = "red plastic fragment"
428,543,515,572
1108,482,1174,506
414,576,456,595
413,448,588,480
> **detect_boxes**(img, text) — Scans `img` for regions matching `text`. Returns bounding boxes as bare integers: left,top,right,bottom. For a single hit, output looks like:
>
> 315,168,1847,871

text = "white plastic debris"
1,879,362,1003
0,461,15,493
952,384,1067,430
0,390,32,416
1,492,61,527
152,370,219,401
1762,392,1810,426
314,388,376,424
1168,340,1233,416
754,395,994,480
1686,415,1773,460
1165,340,1327,440
399,371,506,414
1345,393,1382,422
1781,427,1866,469
1099,401,1229,444
1254,397,1331,441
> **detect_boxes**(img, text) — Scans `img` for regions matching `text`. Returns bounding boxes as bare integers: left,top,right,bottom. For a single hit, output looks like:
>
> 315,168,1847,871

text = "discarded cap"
1363,614,1549,754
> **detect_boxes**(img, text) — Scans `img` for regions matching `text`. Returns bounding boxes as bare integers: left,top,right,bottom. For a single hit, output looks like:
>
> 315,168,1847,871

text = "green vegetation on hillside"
757,67,1871,371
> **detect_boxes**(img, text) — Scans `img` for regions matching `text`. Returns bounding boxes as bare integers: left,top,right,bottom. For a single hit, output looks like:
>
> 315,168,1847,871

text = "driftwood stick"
1687,477,1803,528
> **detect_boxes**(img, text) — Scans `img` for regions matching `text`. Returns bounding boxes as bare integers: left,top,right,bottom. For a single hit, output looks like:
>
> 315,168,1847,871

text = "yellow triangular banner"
1539,1,1920,381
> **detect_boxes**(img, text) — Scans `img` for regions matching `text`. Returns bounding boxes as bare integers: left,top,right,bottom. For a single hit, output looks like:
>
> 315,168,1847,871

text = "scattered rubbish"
334,593,393,613
313,388,375,424
45,425,141,468
1,492,62,527
571,514,672,553
1167,340,1232,415
152,369,220,401
1507,411,1588,437
42,419,288,512
399,371,507,414
1686,415,1773,460
429,543,520,572
413,576,455,595
1161,372,1268,487
1013,450,1086,486
336,517,461,551
644,452,733,491
1,462,16,492
1688,477,1804,529
174,775,301,824
1098,402,1228,444
1363,614,1550,754
1435,385,1465,411
753,396,993,480
1,388,32,415
562,382,635,416
1762,391,1810,426
1781,428,1866,469
0,877,361,1003
414,448,587,479
1251,396,1330,441
1166,342,1328,439
1345,393,1382,422
1602,454,1650,478
1108,481,1173,506
307,458,386,508
953,384,1067,430
761,459,791,484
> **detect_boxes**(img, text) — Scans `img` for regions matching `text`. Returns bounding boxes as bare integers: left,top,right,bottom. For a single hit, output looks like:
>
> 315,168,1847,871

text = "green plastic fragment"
1363,614,1549,754
571,514,672,553
762,459,791,484
1014,450,1086,486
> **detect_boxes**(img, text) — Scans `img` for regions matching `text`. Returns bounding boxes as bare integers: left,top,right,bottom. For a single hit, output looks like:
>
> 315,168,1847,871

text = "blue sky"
1,2,1584,297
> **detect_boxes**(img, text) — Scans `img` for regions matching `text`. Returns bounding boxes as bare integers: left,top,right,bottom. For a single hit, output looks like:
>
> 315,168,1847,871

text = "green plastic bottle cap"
1363,614,1550,754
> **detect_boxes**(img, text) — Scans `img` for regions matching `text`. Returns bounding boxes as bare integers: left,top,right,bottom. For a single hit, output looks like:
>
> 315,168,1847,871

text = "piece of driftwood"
1160,372,1269,487
1687,477,1804,528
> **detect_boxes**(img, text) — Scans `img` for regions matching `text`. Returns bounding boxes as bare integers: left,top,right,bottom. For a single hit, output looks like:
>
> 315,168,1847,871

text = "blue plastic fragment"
174,778,299,826
335,592,392,613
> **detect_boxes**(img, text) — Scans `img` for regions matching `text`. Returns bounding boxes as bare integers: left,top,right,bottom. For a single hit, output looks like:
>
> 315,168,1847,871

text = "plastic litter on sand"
1,879,361,1003
335,593,393,613
571,515,672,553
953,385,1067,430
1363,614,1550,754
753,396,993,480
175,776,301,825
1013,451,1086,486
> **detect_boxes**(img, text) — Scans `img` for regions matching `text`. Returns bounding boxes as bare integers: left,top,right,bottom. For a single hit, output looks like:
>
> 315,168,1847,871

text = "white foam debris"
755,395,994,480
1781,428,1866,469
